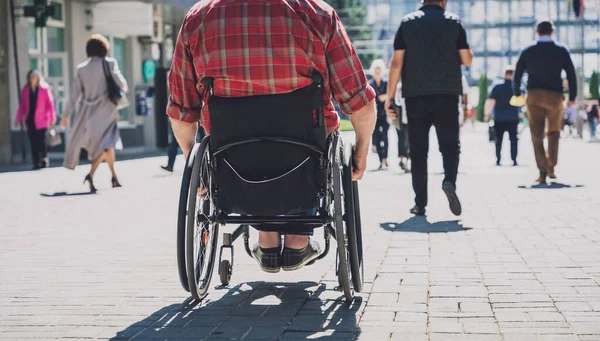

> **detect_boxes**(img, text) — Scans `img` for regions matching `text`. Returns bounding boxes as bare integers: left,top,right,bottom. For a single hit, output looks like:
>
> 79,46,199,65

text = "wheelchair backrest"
204,74,328,216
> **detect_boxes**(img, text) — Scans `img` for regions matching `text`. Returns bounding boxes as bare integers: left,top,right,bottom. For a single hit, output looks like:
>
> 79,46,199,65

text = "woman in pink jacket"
14,70,57,169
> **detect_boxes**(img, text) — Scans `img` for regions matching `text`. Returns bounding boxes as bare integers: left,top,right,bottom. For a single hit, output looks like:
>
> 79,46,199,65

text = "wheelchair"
176,74,364,302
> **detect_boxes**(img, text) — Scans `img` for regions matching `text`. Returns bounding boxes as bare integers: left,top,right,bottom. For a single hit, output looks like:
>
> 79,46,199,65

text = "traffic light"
23,0,55,28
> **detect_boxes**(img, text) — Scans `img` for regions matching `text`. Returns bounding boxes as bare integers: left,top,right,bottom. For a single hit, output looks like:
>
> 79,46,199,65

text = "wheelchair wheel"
177,142,203,292
219,259,232,286
332,140,354,301
342,143,364,293
186,141,219,301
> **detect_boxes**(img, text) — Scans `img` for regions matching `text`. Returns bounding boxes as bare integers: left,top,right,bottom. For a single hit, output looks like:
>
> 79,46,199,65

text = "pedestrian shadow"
107,281,362,341
40,191,96,197
380,217,472,233
518,182,584,190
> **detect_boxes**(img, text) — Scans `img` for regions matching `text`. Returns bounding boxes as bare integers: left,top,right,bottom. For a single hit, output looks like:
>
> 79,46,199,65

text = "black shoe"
410,205,426,216
513,160,518,167
282,240,321,271
40,158,48,168
442,181,462,216
161,165,174,172
251,244,281,273
111,177,122,188
84,174,97,193
496,160,501,166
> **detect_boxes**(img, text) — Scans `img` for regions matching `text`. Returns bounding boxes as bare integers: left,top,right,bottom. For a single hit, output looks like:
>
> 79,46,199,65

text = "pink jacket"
15,83,57,130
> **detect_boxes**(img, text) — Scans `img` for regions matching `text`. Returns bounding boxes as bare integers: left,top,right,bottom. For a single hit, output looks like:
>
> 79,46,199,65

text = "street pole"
9,0,27,163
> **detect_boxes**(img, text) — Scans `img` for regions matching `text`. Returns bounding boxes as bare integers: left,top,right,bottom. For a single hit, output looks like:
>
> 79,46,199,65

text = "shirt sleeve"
167,19,203,123
393,24,406,50
489,84,498,99
326,12,376,115
457,23,470,50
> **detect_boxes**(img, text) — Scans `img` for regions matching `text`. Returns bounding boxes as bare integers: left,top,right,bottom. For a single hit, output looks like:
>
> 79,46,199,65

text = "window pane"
47,27,64,52
49,1,63,21
30,59,38,71
28,23,38,50
47,58,63,77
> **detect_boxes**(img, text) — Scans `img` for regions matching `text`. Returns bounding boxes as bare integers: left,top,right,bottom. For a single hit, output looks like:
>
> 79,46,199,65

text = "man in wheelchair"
166,0,376,274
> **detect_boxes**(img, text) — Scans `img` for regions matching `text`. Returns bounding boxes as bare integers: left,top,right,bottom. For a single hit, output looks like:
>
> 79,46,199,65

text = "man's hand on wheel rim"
351,146,368,181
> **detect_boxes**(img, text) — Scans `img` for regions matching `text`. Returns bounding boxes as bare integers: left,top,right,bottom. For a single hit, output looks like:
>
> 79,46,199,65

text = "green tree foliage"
477,75,488,122
325,0,375,68
590,71,599,100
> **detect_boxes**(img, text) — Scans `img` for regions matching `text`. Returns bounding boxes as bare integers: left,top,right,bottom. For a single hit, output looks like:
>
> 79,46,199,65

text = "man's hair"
536,20,555,35
86,34,110,58
422,0,442,4
504,66,515,77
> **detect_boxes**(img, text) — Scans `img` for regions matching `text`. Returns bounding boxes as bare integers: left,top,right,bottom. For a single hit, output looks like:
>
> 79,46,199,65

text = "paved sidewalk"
1,126,599,341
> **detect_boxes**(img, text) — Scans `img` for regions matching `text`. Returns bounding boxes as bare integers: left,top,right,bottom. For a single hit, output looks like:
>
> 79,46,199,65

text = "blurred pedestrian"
514,20,577,183
14,69,56,169
394,81,410,172
588,103,599,139
369,59,389,170
485,66,521,166
386,0,473,216
61,34,128,192
459,75,469,127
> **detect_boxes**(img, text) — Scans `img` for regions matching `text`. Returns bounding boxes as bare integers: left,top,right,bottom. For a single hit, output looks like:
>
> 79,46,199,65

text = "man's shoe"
536,173,547,184
251,244,281,273
282,240,321,271
161,165,174,172
442,181,462,216
410,206,426,216
513,160,518,167
496,160,501,166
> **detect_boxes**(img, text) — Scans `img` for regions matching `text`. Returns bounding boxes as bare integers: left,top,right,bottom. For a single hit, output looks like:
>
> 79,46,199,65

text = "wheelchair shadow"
108,281,363,341
40,191,96,197
381,217,472,233
518,182,584,190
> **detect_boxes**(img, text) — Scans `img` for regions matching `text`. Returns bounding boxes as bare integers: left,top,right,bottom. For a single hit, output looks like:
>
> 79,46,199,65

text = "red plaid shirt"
167,0,375,134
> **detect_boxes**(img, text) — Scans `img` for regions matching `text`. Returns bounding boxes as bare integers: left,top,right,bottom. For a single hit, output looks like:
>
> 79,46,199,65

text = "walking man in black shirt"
514,20,577,184
386,0,473,217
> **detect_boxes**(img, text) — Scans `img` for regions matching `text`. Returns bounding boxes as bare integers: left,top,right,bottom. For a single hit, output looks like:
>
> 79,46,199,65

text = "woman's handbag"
46,126,62,147
102,59,129,110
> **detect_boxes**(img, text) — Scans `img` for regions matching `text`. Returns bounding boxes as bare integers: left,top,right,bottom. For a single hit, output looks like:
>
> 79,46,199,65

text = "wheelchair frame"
176,127,363,303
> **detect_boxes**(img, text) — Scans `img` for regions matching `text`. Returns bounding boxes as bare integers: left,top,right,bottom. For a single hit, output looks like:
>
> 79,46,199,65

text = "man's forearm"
350,100,377,155
171,118,198,160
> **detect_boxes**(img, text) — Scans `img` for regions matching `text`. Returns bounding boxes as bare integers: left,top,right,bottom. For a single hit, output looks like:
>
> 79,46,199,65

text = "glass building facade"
362,0,600,83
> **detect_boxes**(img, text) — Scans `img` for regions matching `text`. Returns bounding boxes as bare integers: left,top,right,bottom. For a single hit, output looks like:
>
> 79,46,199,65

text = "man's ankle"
284,235,309,250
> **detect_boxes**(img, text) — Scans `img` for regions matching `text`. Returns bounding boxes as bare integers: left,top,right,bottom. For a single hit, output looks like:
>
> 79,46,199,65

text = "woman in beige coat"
60,34,128,192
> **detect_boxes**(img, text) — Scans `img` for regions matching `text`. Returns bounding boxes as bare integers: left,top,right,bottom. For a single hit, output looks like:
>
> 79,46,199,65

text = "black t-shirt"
393,11,470,51
27,87,38,129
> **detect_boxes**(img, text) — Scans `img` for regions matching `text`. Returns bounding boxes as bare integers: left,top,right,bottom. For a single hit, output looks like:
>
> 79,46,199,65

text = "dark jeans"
405,95,460,208
494,120,519,163
373,117,389,162
27,127,47,167
396,124,409,157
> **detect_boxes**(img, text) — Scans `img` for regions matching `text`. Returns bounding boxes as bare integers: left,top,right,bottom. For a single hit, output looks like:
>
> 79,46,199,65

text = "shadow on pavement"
518,182,584,189
40,191,96,197
108,281,362,341
380,217,472,233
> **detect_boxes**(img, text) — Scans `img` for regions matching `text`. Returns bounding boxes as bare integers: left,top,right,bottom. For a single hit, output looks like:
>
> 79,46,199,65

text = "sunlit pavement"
1,125,600,340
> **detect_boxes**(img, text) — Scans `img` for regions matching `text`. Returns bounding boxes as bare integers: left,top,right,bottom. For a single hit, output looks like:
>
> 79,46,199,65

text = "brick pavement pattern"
1,127,600,341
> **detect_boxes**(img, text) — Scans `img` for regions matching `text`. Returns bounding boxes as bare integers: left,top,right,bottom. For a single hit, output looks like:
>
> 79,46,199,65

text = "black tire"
342,142,364,293
333,137,353,301
177,142,203,292
186,142,219,301
219,259,232,286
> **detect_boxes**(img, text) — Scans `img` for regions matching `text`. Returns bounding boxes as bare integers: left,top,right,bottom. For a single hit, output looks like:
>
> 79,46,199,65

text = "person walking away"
60,34,128,192
167,0,376,273
588,103,599,140
15,69,56,169
161,123,206,172
485,66,521,166
514,20,577,184
394,81,410,172
459,75,469,127
385,0,473,216
369,59,389,170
